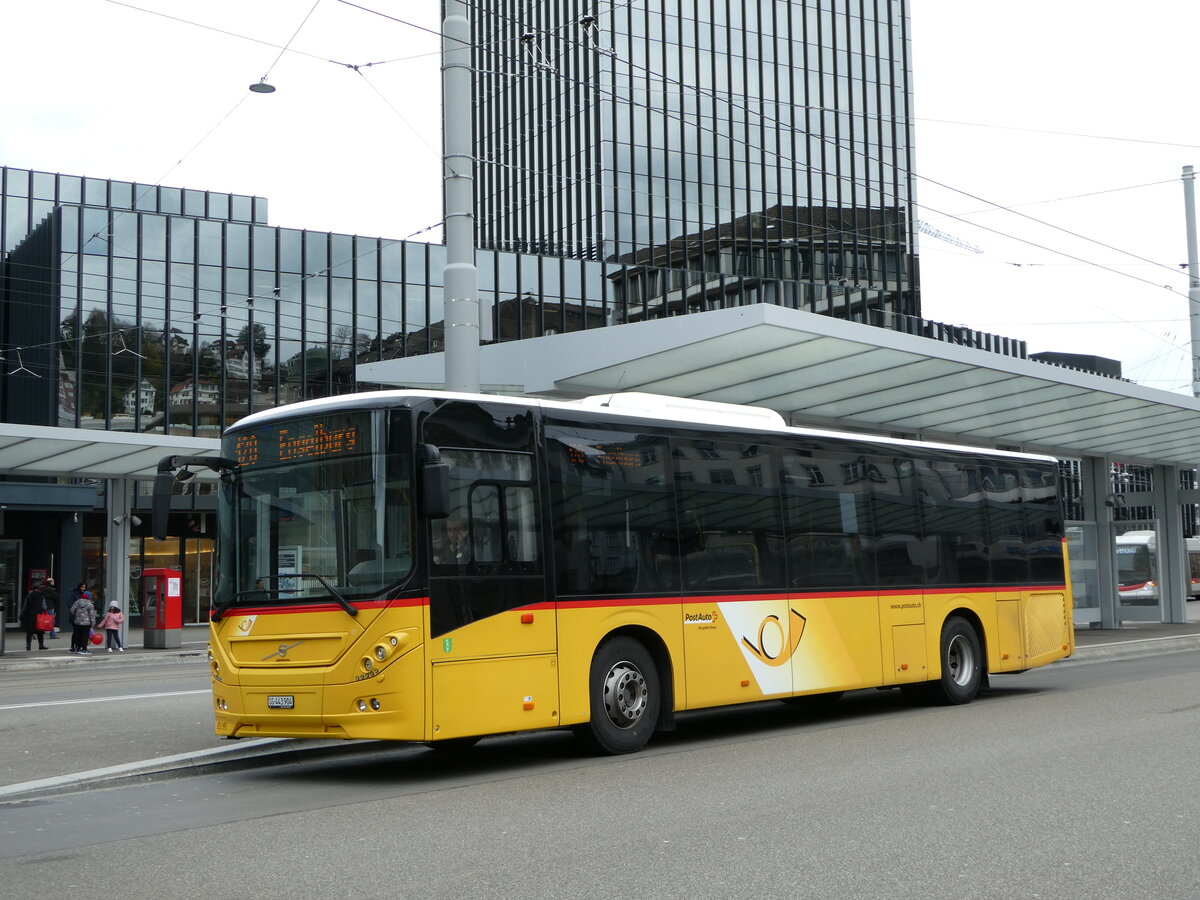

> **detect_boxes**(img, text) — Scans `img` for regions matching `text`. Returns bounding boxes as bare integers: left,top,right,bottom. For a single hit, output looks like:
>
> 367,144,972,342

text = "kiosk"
143,567,182,649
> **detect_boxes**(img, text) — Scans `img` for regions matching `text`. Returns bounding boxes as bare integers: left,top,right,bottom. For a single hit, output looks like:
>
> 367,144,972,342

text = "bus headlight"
357,699,368,712
374,645,387,661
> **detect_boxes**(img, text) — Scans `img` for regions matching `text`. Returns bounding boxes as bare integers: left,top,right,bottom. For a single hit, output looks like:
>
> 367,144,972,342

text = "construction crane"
917,220,983,254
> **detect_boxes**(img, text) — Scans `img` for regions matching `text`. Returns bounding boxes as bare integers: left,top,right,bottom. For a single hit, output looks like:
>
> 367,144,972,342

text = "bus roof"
229,389,1059,466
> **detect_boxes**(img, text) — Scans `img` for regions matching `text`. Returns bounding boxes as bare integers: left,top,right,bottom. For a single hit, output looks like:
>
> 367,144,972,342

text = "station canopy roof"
359,304,1200,468
0,424,220,480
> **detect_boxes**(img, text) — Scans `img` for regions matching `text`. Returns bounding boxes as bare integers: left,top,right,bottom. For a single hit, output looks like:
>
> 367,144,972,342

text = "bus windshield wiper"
210,590,253,622
211,577,357,621
305,574,359,617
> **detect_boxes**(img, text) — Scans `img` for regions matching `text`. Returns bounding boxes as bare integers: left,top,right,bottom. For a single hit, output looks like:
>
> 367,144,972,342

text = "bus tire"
577,636,661,755
932,616,983,705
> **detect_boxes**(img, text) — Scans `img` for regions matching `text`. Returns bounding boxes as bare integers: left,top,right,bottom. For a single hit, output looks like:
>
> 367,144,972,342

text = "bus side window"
546,427,676,596
869,457,924,587
674,439,783,590
781,445,872,589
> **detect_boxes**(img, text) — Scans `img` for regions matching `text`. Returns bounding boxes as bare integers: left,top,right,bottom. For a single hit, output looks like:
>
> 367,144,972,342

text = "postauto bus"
153,390,1074,754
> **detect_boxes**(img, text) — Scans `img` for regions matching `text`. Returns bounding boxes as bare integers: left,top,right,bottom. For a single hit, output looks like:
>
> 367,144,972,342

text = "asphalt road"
0,659,216,787
1,651,1198,898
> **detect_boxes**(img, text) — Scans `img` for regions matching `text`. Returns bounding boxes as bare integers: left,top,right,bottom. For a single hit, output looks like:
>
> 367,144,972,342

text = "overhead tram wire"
947,178,1180,217
462,7,1196,290
253,0,324,91
84,4,1200,296
915,174,1190,283
333,17,1198,377
139,0,1191,280
446,12,1198,364
103,0,447,69
322,0,1131,265
913,116,1200,151
37,5,1190,366
69,0,444,264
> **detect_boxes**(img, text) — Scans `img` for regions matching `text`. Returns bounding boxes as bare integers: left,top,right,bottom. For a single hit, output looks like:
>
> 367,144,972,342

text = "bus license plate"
267,695,295,709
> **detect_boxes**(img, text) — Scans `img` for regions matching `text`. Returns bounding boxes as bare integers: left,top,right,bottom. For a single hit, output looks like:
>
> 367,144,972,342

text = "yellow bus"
154,390,1074,754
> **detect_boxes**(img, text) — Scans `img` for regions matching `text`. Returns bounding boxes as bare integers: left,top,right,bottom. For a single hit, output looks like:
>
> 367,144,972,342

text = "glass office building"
473,0,919,323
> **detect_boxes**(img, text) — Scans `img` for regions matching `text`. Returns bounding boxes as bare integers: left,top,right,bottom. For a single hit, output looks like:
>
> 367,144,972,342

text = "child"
97,604,126,653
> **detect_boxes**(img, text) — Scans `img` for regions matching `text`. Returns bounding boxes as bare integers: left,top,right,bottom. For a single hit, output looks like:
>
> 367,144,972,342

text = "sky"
2,0,1198,392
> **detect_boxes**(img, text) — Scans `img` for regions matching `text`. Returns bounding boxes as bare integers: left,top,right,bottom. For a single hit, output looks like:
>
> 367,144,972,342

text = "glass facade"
473,0,920,324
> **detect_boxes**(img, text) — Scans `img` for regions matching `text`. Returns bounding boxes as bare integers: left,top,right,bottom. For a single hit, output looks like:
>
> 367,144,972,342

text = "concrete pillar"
105,479,133,648
1157,466,1188,624
1084,455,1118,628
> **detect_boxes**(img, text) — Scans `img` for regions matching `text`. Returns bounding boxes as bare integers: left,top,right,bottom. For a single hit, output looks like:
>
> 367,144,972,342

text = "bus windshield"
215,410,414,610
1115,543,1153,587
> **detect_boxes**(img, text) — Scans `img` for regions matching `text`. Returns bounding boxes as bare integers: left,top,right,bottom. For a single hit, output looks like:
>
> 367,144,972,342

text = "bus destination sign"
232,418,363,468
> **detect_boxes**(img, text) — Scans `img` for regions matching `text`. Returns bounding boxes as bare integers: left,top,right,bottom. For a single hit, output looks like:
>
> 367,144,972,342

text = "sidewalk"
1069,599,1200,662
0,624,209,670
3,603,1200,672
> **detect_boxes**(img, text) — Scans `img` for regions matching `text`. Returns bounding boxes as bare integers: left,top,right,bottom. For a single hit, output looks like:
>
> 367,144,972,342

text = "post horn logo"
741,608,806,667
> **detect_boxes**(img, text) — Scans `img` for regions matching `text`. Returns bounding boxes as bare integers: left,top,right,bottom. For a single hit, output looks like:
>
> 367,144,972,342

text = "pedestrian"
68,582,97,655
42,577,60,639
96,603,126,653
19,582,50,651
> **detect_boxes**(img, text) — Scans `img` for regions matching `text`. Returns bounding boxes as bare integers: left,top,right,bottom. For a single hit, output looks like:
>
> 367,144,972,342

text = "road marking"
0,689,209,712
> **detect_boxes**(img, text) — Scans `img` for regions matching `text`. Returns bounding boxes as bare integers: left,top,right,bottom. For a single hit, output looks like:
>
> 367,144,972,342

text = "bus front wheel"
577,637,661,755
932,616,983,705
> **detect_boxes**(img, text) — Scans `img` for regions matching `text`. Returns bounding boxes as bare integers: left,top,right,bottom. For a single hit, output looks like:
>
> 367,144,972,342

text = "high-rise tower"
472,0,919,323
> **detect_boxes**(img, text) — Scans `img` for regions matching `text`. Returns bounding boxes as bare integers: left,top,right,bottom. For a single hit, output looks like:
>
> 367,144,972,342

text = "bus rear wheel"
577,637,661,755
932,616,983,705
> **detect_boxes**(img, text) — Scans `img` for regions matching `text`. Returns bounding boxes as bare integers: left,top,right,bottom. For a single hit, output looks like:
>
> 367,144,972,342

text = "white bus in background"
1115,530,1200,604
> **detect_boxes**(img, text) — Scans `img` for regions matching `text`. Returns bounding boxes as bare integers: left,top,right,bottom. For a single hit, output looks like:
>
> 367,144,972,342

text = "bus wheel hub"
604,662,647,728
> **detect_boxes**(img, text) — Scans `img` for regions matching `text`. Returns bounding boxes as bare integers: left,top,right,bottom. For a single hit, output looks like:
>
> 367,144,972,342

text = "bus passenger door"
425,444,557,740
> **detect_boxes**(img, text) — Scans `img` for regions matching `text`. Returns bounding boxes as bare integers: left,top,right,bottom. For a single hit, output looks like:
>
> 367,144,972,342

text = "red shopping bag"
35,612,54,632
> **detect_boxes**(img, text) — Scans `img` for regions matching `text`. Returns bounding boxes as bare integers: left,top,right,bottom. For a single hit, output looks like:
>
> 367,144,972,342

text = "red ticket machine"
143,567,183,649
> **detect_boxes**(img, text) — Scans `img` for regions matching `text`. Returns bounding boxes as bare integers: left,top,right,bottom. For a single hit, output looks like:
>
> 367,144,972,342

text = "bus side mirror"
423,463,450,519
418,443,450,519
152,470,175,540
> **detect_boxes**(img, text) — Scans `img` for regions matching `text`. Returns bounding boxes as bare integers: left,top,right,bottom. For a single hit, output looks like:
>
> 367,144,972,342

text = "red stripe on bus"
211,596,429,618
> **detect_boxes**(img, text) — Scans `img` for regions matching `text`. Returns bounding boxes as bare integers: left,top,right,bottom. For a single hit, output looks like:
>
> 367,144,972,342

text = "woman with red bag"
19,582,49,651
68,582,97,655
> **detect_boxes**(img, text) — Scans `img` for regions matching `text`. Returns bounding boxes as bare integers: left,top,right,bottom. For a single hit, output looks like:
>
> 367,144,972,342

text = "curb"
0,738,388,803
1061,632,1200,665
0,649,208,672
